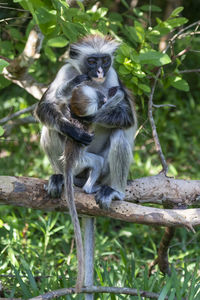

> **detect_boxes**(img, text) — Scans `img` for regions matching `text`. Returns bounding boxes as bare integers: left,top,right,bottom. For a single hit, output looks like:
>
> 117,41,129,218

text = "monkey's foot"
95,185,124,210
83,184,101,194
44,174,64,198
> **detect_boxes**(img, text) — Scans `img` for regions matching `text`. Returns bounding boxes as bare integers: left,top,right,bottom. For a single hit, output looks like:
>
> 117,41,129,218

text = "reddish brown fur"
70,87,90,117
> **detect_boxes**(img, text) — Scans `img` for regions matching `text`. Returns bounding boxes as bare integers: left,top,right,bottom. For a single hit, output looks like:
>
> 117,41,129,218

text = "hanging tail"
64,140,84,292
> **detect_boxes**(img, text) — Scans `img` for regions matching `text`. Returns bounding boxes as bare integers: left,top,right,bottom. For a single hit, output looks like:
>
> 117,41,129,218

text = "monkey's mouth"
92,77,106,83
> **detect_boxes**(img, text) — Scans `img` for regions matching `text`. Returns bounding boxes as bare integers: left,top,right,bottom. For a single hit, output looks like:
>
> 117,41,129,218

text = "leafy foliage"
1,0,200,299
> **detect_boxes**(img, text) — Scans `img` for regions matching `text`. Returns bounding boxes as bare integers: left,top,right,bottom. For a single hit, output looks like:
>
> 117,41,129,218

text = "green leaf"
138,83,151,93
158,276,172,300
35,8,57,24
0,126,4,136
0,59,9,73
13,267,31,298
21,259,38,293
119,65,130,75
127,26,140,43
170,76,190,91
166,17,188,29
44,46,57,62
134,20,145,43
169,6,184,18
109,12,123,22
140,4,162,12
97,7,108,18
47,37,68,47
120,0,129,9
139,50,171,66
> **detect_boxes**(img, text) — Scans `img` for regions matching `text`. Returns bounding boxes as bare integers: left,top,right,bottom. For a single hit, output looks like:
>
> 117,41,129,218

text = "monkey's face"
85,54,111,82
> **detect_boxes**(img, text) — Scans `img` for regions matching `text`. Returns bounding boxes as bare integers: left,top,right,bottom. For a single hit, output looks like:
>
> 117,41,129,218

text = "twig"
28,285,168,300
2,116,37,137
172,47,191,60
147,21,200,174
179,69,200,74
148,68,168,174
0,16,32,23
170,20,200,44
0,104,36,125
0,5,28,12
153,104,176,108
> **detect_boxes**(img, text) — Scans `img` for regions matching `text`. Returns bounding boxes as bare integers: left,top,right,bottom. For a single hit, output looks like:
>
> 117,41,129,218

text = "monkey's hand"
60,119,94,145
72,74,91,85
108,86,120,98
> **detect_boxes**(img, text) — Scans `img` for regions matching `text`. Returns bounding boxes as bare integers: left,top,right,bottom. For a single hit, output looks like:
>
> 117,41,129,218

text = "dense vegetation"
0,0,200,298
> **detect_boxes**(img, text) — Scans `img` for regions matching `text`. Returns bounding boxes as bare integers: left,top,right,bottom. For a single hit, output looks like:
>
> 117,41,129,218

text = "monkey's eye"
87,58,96,66
102,56,111,66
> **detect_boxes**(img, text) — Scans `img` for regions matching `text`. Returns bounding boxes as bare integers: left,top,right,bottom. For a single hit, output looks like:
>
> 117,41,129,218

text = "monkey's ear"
69,46,80,59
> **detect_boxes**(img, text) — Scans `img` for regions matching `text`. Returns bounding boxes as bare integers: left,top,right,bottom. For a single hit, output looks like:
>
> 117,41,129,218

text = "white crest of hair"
82,86,98,116
71,35,120,57
67,58,82,74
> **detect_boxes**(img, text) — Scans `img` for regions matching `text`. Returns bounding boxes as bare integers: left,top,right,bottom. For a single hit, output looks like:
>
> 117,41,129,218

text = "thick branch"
2,26,47,99
1,176,200,229
29,285,167,300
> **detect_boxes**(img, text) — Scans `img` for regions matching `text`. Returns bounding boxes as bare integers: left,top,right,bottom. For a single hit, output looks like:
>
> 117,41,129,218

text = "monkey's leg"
41,127,65,198
95,130,133,210
74,153,104,194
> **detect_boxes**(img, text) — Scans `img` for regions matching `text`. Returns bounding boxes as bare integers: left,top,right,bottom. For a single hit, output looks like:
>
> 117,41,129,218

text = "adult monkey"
35,34,137,210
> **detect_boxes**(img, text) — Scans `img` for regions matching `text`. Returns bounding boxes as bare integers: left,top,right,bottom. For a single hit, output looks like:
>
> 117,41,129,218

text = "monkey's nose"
97,67,104,78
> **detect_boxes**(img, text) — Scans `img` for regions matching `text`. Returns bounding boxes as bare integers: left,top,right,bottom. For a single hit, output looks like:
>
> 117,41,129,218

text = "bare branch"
2,26,47,100
147,21,200,174
29,285,167,300
153,104,176,108
179,69,200,74
170,20,200,44
2,116,37,137
0,104,36,125
148,68,168,174
0,5,28,12
1,176,200,229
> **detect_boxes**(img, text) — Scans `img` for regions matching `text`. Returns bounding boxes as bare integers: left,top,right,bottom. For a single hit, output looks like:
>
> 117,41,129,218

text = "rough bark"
29,285,167,300
1,175,200,229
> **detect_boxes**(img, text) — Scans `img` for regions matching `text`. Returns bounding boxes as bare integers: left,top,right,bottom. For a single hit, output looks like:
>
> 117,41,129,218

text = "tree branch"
1,176,200,230
0,104,36,125
2,26,47,100
28,285,168,300
2,116,37,137
148,68,169,174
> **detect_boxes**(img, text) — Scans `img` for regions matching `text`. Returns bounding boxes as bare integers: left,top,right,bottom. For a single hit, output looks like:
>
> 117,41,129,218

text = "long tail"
64,141,84,292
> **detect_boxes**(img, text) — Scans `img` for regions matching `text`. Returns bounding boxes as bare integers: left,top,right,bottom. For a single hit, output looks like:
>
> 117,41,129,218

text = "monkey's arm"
94,89,135,129
35,65,92,145
35,101,93,145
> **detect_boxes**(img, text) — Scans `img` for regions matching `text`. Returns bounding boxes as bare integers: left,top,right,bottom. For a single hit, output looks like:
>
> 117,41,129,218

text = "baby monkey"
64,80,108,291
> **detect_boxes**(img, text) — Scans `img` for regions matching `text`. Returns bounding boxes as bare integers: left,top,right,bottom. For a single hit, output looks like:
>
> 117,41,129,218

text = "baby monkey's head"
70,82,107,117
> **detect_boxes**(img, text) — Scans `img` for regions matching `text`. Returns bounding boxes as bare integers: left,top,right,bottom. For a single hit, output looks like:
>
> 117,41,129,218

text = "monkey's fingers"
46,174,64,198
73,74,91,85
95,185,125,210
67,126,94,145
108,86,119,98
